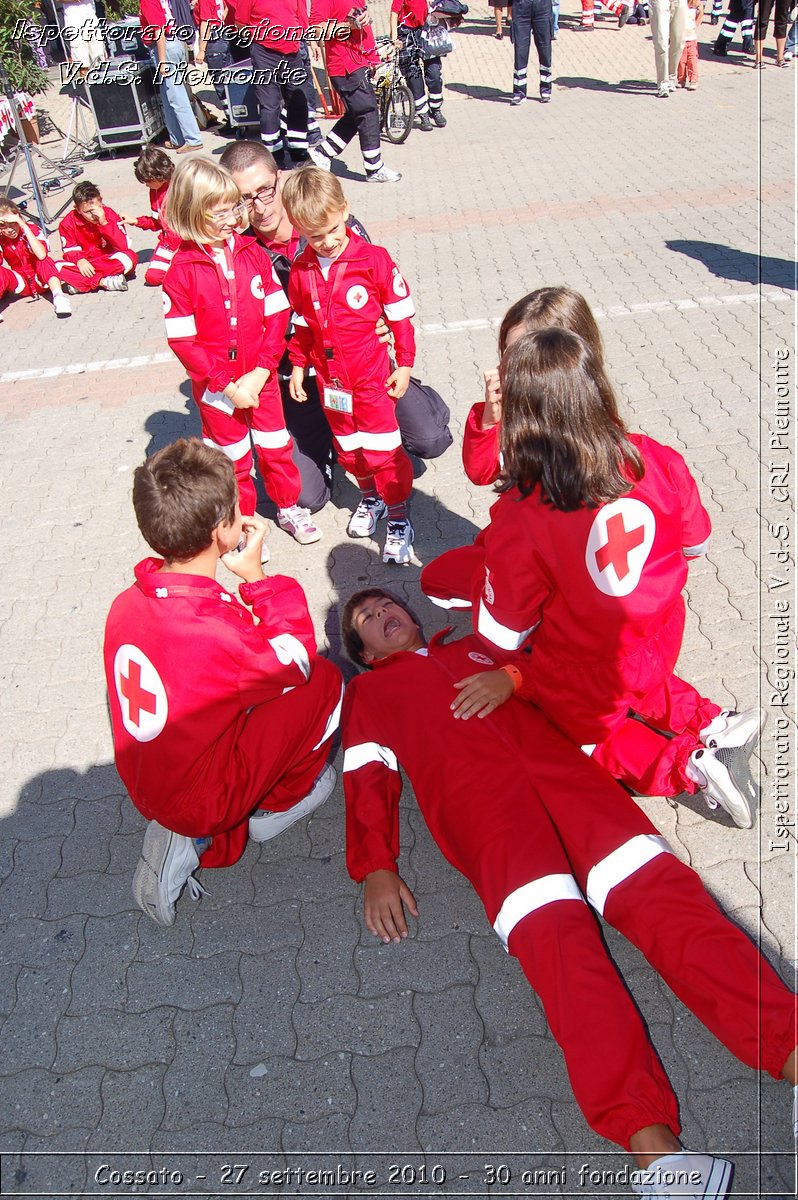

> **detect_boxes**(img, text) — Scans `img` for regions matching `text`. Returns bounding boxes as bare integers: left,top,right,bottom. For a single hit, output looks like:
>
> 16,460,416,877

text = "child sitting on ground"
121,146,181,286
57,180,137,294
0,198,71,317
103,438,343,927
282,167,418,564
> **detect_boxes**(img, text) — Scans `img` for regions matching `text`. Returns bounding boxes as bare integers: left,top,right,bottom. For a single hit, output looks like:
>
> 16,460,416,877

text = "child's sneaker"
348,496,387,538
687,745,757,829
368,165,402,183
132,820,205,926
277,504,322,545
249,764,337,842
686,80,698,89
383,518,415,565
100,275,129,292
61,282,77,295
631,1151,733,1198
700,707,765,756
53,293,72,317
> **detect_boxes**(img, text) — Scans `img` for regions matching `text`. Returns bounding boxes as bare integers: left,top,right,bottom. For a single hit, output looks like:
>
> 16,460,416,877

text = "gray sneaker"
688,745,757,829
100,274,128,292
249,765,337,843
700,707,765,756
132,821,204,926
367,165,401,183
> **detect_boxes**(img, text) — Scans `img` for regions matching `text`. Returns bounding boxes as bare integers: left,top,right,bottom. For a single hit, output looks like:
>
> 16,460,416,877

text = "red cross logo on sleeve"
595,512,646,581
113,644,168,743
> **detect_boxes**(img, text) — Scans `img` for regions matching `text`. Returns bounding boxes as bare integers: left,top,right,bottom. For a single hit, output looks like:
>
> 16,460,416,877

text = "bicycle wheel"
384,81,414,144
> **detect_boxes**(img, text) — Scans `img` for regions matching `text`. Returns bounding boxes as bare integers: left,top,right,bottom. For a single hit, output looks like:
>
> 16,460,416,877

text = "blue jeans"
786,14,797,51
552,0,560,32
149,39,202,148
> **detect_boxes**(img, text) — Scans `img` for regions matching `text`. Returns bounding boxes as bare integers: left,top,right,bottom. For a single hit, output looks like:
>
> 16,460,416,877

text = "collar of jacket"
175,228,259,264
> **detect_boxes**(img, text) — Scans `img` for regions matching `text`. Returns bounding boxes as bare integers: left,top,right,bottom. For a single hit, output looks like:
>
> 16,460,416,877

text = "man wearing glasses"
220,140,452,513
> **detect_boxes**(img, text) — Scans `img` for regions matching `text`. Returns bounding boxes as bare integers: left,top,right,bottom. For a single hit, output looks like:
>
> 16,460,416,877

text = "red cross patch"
346,284,369,310
113,644,168,742
585,498,655,597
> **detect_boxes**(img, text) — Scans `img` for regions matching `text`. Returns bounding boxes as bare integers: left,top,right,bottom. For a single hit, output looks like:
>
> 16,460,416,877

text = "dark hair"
499,286,605,360
134,145,174,184
341,588,422,668
498,328,644,510
133,438,237,562
73,180,101,207
220,140,279,177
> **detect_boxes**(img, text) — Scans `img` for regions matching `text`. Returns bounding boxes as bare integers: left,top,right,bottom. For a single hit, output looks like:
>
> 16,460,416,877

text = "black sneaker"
713,37,729,54
431,109,447,127
418,113,433,131
540,87,552,102
741,34,754,51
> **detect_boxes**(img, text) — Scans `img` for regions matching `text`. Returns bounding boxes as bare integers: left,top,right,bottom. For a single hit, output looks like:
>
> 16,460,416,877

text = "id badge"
324,385,354,414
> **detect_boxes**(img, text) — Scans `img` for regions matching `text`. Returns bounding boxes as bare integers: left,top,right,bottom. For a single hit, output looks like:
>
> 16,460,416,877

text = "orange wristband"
500,664,522,692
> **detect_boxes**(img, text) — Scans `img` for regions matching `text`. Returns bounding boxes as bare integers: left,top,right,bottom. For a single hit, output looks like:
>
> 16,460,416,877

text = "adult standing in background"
649,0,688,93
139,0,204,151
489,0,512,38
58,0,106,77
234,0,310,166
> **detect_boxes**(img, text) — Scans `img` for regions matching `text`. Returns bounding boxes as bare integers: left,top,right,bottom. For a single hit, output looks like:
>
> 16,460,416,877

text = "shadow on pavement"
666,240,797,290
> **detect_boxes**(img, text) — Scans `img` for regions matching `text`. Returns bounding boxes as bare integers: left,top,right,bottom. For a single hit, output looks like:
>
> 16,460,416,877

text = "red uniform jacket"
104,559,317,824
0,222,49,287
391,0,428,28
162,231,290,398
235,0,306,52
139,0,176,43
462,401,501,486
59,206,132,265
474,434,712,743
287,228,415,392
310,0,380,75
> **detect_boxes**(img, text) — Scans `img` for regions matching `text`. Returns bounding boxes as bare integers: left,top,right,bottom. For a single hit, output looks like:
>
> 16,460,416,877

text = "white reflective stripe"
312,682,344,751
683,538,710,557
586,835,672,916
581,743,597,756
292,312,308,326
383,296,415,321
343,741,399,774
110,251,134,273
203,432,251,462
62,243,81,254
153,247,176,261
201,388,236,416
165,314,198,337
11,271,26,295
251,427,291,449
268,633,310,680
335,431,363,452
477,597,537,652
361,430,403,452
263,289,290,317
428,595,473,610
493,874,584,948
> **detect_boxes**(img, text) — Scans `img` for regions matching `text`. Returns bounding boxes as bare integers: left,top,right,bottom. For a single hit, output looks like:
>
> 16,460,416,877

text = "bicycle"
372,37,415,144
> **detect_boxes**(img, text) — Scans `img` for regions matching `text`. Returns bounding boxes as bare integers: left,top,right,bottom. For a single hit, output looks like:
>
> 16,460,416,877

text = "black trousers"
322,67,383,175
249,43,309,155
511,0,553,95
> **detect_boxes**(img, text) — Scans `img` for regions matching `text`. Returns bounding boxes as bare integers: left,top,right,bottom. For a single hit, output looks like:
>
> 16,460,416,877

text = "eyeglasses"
205,201,247,225
240,183,278,208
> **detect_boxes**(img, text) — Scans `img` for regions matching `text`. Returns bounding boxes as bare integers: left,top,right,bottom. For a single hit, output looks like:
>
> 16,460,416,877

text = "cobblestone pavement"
0,7,795,1197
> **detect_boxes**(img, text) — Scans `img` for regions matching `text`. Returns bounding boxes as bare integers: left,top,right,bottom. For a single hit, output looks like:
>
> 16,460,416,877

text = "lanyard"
205,238,239,361
308,258,349,358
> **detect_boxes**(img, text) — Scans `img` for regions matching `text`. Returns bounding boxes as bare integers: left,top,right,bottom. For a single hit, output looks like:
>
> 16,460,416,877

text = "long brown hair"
498,328,644,510
499,286,605,360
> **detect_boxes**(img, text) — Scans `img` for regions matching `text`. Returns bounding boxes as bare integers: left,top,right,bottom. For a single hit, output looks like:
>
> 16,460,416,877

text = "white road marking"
0,292,792,383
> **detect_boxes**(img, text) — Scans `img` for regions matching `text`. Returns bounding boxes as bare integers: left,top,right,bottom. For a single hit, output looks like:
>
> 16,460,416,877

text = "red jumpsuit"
342,632,796,1148
469,434,721,796
287,229,416,505
0,221,58,298
135,181,181,286
104,558,344,867
57,206,137,292
162,231,302,515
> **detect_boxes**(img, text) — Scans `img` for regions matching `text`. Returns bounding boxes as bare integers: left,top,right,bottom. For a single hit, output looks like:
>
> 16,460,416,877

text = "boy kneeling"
103,439,343,926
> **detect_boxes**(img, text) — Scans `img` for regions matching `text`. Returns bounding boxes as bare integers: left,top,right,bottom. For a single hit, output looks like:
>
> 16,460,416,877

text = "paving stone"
296,896,360,1002
355,932,477,998
191,900,304,959
414,986,488,1113
232,949,300,1064
350,1047,423,1151
67,914,140,1014
228,1053,355,1126
160,1005,237,1131
2,1067,104,1140
127,952,243,1014
54,1007,175,1073
86,1065,168,1150
293,992,420,1059
0,963,73,1075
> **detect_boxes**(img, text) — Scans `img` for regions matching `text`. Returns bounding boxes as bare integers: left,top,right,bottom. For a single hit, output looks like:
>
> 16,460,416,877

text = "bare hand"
119,214,137,227
195,48,206,65
289,366,308,403
221,513,268,583
482,368,502,428
375,315,391,345
77,257,95,278
235,367,268,396
386,365,411,399
363,870,419,943
231,386,259,410
450,669,514,720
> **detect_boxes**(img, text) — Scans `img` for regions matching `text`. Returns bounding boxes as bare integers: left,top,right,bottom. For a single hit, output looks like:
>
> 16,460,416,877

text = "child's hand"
289,365,308,403
386,365,411,399
231,386,259,410
77,257,95,278
375,315,391,345
363,870,419,943
450,669,514,720
235,367,268,397
221,513,267,583
119,214,138,227
482,368,502,428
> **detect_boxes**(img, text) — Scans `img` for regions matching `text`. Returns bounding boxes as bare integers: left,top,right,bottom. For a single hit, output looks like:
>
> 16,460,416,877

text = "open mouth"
383,616,401,638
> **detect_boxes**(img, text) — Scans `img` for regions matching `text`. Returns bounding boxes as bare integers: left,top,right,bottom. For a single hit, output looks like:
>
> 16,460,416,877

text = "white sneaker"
687,744,757,829
132,821,204,927
249,764,337,843
100,274,128,292
367,165,402,183
667,74,678,90
308,145,331,171
631,1151,733,1198
700,707,765,756
53,292,72,317
277,504,322,545
348,496,387,538
656,82,670,96
382,517,415,565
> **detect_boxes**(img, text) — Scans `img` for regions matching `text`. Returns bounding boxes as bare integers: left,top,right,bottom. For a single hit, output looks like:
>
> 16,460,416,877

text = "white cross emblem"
346,285,369,310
